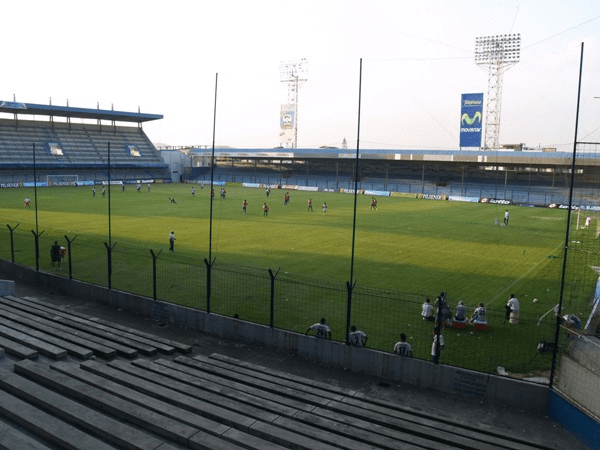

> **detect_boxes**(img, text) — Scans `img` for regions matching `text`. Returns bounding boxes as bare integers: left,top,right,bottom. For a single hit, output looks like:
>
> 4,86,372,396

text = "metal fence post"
104,241,115,289
6,223,20,262
204,258,215,313
345,279,356,345
150,249,162,301
31,229,44,272
64,234,77,280
268,268,280,328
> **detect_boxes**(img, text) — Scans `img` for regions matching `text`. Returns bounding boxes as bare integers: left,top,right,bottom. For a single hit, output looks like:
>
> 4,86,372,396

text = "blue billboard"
459,93,483,148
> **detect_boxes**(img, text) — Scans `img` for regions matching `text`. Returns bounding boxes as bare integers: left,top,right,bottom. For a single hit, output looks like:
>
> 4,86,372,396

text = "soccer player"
431,329,445,364
421,298,434,321
322,202,327,214
263,202,269,218
92,187,96,197
191,187,195,196
454,300,468,322
307,198,313,212
24,196,31,209
101,186,106,198
284,192,290,206
348,325,367,347
471,303,487,324
242,199,248,214
393,333,412,356
504,209,510,226
506,294,520,323
169,231,176,253
371,197,377,210
306,318,331,339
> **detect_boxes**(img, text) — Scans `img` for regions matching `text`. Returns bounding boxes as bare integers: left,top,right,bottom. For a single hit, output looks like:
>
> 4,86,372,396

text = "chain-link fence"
1,224,566,376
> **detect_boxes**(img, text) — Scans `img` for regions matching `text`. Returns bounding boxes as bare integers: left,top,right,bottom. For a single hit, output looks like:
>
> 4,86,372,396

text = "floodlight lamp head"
474,33,521,65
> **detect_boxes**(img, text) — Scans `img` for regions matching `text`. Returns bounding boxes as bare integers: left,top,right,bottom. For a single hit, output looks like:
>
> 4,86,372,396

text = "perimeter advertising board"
460,93,483,148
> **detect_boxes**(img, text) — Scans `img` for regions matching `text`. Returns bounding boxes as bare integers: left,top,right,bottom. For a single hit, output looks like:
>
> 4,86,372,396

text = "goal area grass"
2,183,597,373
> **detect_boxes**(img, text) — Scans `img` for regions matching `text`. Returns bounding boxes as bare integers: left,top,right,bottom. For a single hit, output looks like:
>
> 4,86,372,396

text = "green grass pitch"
1,182,597,373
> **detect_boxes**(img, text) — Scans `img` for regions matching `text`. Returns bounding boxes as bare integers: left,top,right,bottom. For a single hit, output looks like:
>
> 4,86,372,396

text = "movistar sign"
460,93,483,148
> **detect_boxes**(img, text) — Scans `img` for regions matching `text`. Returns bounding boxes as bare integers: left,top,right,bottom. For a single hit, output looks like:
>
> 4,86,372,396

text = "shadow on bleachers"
0,294,561,449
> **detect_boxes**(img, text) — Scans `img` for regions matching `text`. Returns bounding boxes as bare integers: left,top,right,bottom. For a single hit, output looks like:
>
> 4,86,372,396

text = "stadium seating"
0,118,170,184
0,293,561,449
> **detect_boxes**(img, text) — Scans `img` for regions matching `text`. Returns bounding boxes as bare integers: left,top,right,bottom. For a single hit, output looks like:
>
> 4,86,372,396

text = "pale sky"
2,0,600,151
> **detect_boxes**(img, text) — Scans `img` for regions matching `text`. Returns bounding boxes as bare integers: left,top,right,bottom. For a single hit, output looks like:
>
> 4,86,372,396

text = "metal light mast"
474,34,521,150
279,58,307,148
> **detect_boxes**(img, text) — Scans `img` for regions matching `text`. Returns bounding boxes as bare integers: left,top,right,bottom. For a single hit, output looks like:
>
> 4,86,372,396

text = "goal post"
47,174,79,186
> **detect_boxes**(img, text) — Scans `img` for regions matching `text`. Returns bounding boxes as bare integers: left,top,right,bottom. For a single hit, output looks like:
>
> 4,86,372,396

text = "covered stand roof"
0,100,162,123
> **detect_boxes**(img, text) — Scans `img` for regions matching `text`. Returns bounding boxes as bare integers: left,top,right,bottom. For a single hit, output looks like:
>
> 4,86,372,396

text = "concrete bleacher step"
0,336,38,360
0,419,53,450
205,353,552,450
0,364,183,450
0,316,93,360
79,359,342,450
7,296,192,355
19,294,191,354
9,295,158,356
0,322,67,359
117,357,457,450
25,360,294,450
0,378,117,450
174,355,471,450
0,303,117,359
0,297,134,358
131,358,424,450
0,296,139,358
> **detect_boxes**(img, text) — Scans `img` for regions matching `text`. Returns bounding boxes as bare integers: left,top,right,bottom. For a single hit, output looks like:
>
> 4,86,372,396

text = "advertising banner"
460,93,483,148
280,108,295,129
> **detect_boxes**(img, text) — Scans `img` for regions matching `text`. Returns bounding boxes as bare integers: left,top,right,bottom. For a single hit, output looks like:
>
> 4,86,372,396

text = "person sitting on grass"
470,302,487,324
421,298,434,321
454,300,468,323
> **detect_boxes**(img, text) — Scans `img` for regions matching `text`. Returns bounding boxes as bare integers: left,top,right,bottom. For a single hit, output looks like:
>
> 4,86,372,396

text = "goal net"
47,174,79,187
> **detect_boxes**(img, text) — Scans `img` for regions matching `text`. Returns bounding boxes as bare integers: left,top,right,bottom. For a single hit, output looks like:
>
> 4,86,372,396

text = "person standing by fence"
50,241,62,270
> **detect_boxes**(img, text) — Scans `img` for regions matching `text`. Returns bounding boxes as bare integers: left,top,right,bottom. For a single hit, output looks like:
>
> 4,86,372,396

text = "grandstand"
187,147,600,207
0,100,169,185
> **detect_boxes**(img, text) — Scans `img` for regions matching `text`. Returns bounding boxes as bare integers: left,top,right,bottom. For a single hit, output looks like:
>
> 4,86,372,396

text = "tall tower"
279,59,307,148
474,34,521,150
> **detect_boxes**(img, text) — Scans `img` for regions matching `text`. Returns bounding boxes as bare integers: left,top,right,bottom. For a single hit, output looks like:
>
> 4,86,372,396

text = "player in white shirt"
471,303,487,324
348,325,367,347
431,330,445,364
306,318,331,339
393,333,412,356
506,294,520,323
454,300,468,322
421,298,434,321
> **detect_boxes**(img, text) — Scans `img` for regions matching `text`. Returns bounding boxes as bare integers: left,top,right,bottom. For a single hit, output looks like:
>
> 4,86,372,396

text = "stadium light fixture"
474,34,521,150
279,59,308,148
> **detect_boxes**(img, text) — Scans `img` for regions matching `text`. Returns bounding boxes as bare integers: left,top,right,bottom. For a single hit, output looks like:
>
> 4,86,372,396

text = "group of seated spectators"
421,293,491,328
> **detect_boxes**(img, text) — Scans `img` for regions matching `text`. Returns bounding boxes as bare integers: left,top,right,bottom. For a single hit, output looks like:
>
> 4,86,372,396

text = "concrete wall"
1,260,549,414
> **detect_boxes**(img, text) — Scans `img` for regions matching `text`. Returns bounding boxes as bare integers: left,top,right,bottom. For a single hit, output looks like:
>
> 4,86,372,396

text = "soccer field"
1,182,597,371
1,183,576,301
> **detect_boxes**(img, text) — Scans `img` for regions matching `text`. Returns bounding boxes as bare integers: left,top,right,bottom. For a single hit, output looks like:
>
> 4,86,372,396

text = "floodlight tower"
279,58,308,148
474,34,521,150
